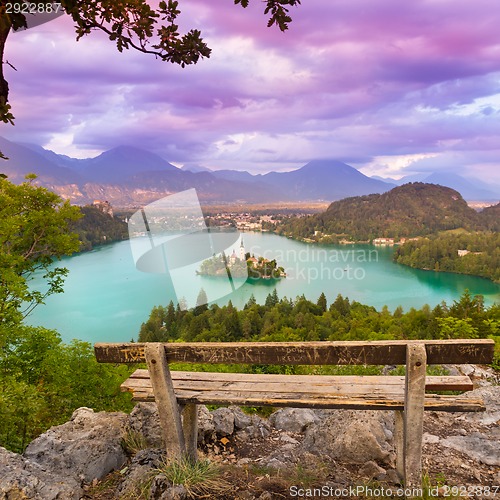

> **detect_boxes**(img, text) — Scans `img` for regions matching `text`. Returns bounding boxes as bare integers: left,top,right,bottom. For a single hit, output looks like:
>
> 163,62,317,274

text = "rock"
385,469,402,485
264,458,287,469
440,431,500,466
269,408,318,433
230,406,252,430
212,408,235,436
0,446,81,499
423,433,440,445
358,461,386,480
302,410,394,465
280,434,299,445
160,484,188,499
463,386,500,426
24,407,128,484
128,402,163,448
197,405,216,444
117,449,165,497
258,492,274,500
238,416,271,440
149,473,170,499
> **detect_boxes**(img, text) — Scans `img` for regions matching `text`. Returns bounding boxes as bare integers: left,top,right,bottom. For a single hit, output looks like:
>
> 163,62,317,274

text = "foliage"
153,456,230,497
72,205,128,251
121,427,150,455
394,231,500,282
0,176,81,325
0,323,134,452
138,290,500,372
276,183,481,241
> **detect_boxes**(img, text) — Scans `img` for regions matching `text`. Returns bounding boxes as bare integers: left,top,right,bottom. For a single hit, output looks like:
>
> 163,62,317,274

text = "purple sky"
3,0,500,183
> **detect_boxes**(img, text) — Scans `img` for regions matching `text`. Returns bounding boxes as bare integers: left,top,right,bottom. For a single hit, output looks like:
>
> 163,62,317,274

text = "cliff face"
1,374,499,499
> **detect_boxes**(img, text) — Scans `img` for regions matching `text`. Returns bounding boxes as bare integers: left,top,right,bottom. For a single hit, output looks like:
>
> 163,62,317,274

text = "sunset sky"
3,0,500,184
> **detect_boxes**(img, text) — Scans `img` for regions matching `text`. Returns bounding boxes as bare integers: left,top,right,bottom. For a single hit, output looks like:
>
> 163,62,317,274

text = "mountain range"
0,136,498,206
373,172,499,202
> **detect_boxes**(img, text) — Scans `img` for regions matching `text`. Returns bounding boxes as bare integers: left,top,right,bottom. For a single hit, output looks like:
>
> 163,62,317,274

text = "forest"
72,205,129,251
395,232,500,282
138,289,499,368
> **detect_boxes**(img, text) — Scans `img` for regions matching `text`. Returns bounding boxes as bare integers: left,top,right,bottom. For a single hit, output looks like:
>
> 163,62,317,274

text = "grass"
121,427,150,455
152,456,231,497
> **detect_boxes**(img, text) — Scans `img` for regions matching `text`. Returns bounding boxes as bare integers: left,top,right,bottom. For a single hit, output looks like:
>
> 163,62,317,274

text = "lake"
26,232,500,344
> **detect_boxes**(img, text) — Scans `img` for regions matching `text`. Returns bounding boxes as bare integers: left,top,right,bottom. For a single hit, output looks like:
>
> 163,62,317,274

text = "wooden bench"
94,339,494,489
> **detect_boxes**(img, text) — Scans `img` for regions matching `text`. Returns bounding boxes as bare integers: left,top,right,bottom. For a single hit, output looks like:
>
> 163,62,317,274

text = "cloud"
2,0,500,182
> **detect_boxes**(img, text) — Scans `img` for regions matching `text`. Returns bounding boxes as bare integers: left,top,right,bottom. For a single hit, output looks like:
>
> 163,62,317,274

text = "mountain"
181,164,212,173
0,136,82,186
0,138,414,206
73,146,179,184
211,169,262,183
421,172,498,201
262,159,395,201
277,183,480,241
374,171,499,201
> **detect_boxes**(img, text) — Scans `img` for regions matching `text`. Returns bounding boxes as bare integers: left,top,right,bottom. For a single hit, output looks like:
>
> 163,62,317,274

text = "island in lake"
198,238,286,280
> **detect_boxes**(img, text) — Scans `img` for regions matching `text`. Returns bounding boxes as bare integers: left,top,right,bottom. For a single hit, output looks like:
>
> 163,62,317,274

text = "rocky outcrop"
1,384,499,499
0,407,127,499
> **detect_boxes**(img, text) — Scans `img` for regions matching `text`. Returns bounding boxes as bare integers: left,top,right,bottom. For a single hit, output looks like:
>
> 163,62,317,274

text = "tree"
0,176,81,325
317,292,327,313
0,0,302,137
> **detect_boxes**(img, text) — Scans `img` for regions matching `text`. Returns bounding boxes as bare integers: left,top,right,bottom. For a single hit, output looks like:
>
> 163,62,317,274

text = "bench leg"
403,343,427,491
394,410,404,482
144,343,186,460
182,404,198,463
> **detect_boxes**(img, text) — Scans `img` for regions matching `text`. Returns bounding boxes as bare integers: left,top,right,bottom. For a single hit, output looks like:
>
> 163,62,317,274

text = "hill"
71,205,128,251
276,183,480,241
479,202,500,231
374,171,499,201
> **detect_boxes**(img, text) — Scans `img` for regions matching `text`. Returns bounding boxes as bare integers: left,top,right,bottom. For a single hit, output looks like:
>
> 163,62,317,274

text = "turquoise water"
26,232,500,344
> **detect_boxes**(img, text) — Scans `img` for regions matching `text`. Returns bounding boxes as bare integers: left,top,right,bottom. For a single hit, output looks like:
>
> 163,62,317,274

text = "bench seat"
122,369,483,411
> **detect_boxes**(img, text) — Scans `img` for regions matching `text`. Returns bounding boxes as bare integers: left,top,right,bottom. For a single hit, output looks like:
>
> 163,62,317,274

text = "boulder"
117,448,165,497
269,408,318,433
302,410,394,465
24,407,128,484
128,402,163,448
197,405,216,444
440,430,500,466
211,408,235,436
0,446,81,499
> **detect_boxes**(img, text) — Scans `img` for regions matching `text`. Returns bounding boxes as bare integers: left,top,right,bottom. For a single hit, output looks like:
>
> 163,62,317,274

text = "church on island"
198,238,286,279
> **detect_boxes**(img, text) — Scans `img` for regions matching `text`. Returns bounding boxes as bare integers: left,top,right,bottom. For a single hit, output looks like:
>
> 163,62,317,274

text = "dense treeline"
0,324,134,453
394,232,500,282
275,183,498,241
138,290,499,368
72,206,128,251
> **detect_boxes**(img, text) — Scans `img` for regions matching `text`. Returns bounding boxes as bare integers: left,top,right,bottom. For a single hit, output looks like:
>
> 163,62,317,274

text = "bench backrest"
94,339,494,365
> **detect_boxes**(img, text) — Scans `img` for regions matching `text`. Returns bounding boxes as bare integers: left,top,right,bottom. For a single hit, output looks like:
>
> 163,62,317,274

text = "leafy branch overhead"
0,0,301,126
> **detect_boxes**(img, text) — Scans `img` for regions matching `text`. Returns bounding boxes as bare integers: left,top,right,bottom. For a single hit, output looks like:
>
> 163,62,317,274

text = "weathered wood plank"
123,385,485,412
394,410,404,482
181,404,198,463
403,343,427,490
124,370,473,393
94,340,495,365
144,344,186,459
